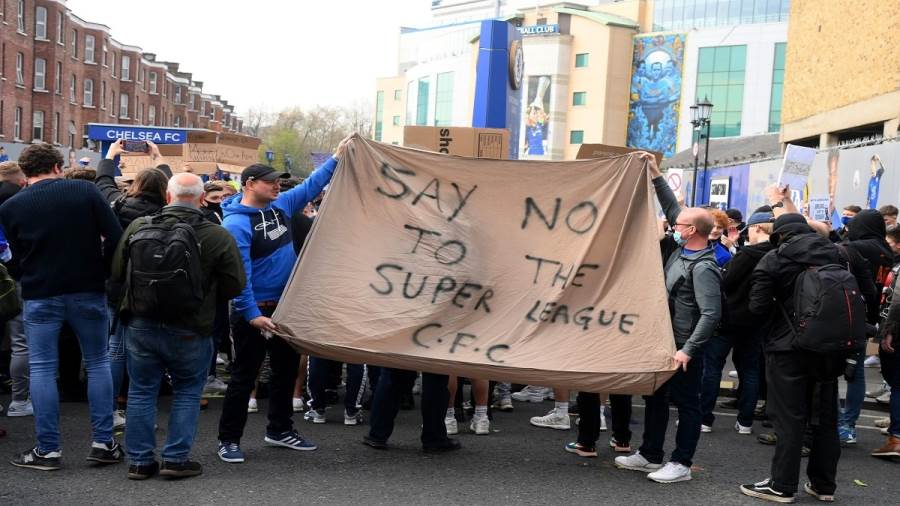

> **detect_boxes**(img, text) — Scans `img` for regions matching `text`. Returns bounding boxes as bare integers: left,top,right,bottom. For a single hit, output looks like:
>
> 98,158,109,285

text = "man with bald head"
110,172,245,480
615,153,722,484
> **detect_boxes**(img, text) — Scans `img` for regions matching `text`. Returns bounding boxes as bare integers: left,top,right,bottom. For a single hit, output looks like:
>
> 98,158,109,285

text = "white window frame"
17,0,25,33
83,79,93,107
56,12,64,44
32,110,44,141
148,105,156,125
149,72,158,94
111,53,116,77
121,55,130,81
174,86,181,104
54,61,62,94
119,93,129,119
69,74,76,103
100,81,106,109
35,6,48,40
70,29,78,59
85,35,95,63
15,53,25,86
102,42,108,66
54,112,61,144
14,107,23,140
33,57,46,90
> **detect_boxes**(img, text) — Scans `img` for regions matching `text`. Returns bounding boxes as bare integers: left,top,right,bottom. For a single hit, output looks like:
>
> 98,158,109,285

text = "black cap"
241,164,290,186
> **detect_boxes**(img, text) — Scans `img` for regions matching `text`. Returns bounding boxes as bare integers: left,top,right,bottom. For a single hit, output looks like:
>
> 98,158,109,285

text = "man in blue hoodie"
216,136,350,463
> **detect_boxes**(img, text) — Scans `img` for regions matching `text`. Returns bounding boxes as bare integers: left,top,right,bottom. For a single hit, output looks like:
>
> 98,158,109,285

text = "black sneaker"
10,447,62,471
86,439,124,465
422,438,462,453
362,435,388,450
740,479,796,503
160,460,203,479
127,461,160,480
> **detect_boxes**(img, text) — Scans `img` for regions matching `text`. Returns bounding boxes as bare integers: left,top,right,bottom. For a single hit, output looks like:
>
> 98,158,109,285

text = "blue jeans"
108,312,127,406
700,330,762,427
24,292,113,453
839,349,865,428
308,357,364,412
125,318,212,465
639,354,704,467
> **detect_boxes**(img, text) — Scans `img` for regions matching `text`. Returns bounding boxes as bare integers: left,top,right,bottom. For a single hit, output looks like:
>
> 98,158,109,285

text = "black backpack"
125,212,205,322
779,245,867,355
0,262,21,322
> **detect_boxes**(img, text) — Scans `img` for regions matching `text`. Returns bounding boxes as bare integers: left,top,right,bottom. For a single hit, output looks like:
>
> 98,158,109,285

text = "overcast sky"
67,0,433,117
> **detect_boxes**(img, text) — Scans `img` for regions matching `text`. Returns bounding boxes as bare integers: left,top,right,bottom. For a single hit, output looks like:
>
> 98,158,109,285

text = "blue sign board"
87,124,188,144
518,24,558,36
472,20,523,159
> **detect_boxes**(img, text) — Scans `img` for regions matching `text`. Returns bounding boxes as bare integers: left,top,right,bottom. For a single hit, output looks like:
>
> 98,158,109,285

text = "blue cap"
747,212,775,226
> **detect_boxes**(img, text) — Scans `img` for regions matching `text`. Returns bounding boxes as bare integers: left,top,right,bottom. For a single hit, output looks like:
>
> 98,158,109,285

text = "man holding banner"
615,153,722,484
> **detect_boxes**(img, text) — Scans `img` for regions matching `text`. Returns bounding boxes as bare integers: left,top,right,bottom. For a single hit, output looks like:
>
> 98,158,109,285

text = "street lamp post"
689,97,713,206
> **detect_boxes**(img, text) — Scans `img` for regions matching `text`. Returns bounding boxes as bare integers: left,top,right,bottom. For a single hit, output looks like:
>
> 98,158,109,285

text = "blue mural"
626,33,686,158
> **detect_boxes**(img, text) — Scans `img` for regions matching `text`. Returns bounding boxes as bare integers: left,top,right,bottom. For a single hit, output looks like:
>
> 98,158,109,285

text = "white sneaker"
735,421,753,435
647,462,692,483
864,355,880,368
216,353,227,366
491,396,514,412
701,424,712,433
292,397,305,413
876,391,891,404
203,376,228,394
530,408,570,430
304,409,326,424
728,370,739,379
511,385,550,403
874,417,890,428
615,452,663,472
344,409,363,426
7,399,33,417
445,416,458,435
470,415,490,435
113,409,126,428
866,383,889,398
247,398,258,413
599,405,608,432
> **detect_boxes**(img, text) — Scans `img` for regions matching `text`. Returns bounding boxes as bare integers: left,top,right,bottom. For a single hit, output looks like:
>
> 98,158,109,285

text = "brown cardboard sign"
577,144,662,167
184,143,219,163
218,132,261,150
187,131,218,144
403,126,510,159
217,145,259,167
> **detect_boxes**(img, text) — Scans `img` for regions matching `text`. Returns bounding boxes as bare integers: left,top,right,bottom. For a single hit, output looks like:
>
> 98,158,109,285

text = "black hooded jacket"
750,221,877,352
721,240,776,332
844,209,893,301
96,158,172,228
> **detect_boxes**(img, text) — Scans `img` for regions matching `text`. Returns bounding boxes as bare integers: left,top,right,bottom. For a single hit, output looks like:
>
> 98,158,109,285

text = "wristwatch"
771,201,785,208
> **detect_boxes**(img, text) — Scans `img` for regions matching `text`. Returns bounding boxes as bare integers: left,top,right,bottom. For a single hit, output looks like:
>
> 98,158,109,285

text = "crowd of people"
0,142,896,504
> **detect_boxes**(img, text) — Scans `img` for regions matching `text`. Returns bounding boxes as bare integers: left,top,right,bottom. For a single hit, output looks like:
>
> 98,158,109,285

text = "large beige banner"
273,136,677,394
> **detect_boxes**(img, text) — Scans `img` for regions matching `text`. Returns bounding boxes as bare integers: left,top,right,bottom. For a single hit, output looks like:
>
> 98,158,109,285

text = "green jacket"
111,204,245,336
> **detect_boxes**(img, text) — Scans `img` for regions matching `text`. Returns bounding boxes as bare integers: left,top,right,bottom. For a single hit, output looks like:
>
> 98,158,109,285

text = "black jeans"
308,357,365,412
766,351,842,495
575,393,633,447
701,329,762,427
639,358,703,467
368,368,449,446
217,306,299,443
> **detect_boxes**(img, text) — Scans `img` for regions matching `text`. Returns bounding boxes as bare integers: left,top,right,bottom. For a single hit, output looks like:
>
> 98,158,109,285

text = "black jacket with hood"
844,209,893,319
721,240,776,332
749,215,877,352
95,158,172,228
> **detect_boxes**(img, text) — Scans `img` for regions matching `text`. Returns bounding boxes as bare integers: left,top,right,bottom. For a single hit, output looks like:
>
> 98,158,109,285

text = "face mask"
840,216,852,226
673,230,688,246
206,202,222,214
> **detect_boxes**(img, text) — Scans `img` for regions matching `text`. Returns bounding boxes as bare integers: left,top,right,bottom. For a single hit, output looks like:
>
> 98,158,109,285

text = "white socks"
474,405,488,418
555,402,569,414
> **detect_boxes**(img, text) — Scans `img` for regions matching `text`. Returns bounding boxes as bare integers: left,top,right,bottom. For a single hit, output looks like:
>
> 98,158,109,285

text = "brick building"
0,0,243,153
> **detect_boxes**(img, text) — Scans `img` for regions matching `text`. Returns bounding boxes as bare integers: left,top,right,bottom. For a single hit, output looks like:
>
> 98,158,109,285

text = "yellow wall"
374,76,406,145
782,0,900,124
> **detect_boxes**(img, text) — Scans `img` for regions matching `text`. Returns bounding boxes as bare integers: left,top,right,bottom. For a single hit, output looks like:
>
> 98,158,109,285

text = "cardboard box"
403,126,509,160
576,144,663,167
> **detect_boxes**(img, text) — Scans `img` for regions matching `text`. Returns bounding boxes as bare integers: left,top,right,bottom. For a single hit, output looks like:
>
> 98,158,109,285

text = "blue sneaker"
217,441,245,463
264,430,317,451
838,425,857,445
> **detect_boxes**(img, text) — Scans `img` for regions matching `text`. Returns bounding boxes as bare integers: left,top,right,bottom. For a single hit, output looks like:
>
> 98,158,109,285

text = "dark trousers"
218,307,299,443
639,359,703,467
308,357,364,412
879,347,900,436
368,368,449,446
575,393,633,447
766,351,842,495
700,329,762,427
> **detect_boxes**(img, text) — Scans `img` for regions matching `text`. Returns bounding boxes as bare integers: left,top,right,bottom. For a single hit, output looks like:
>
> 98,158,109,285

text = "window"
70,29,77,58
68,121,75,148
69,74,76,103
575,53,589,68
57,12,64,43
434,72,454,126
374,90,384,141
652,0,791,31
695,45,746,137
33,57,46,90
110,53,116,76
54,61,61,93
100,81,106,108
119,93,129,118
149,72,157,93
35,6,47,39
148,105,156,125
85,35,95,63
393,115,400,126
768,42,786,133
173,116,180,127
416,77,430,126
0,102,3,136
572,91,587,106
200,101,205,116
121,55,130,80
16,0,24,32
15,52,24,85
14,107,22,140
32,110,43,141
83,79,93,106
54,112,60,143
394,89,401,101
102,42,107,66
570,130,584,144
174,86,181,103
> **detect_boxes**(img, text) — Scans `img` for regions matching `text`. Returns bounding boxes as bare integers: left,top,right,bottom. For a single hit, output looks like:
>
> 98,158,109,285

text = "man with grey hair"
110,172,245,480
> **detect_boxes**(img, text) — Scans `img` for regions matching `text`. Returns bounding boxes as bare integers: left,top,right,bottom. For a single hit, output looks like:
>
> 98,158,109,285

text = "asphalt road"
0,390,895,505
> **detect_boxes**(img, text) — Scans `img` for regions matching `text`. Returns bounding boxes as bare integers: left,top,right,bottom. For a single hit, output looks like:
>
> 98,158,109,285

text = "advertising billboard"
523,76,552,157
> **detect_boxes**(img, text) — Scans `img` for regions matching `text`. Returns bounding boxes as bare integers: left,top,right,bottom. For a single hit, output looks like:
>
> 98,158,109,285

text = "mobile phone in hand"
123,140,149,153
